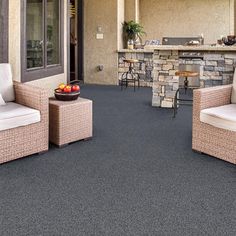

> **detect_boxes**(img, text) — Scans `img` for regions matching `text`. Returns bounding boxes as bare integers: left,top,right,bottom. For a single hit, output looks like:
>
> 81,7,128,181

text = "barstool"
173,71,199,118
120,59,140,91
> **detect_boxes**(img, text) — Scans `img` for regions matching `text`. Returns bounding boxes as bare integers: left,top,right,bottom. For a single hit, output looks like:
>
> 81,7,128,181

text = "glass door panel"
47,0,60,66
26,0,44,69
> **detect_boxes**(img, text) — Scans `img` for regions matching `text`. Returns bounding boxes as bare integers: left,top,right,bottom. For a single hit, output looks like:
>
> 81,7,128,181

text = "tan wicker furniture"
49,97,93,147
192,84,236,164
0,82,49,164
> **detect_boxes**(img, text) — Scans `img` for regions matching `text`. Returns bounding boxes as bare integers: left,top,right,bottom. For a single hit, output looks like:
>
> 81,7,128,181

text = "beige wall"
8,0,67,96
140,0,235,44
84,0,119,85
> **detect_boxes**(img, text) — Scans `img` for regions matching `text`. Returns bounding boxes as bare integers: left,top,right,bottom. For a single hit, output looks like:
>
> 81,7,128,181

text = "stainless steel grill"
162,36,204,45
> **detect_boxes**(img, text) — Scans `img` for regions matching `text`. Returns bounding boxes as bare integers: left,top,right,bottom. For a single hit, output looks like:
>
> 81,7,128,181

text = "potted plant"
123,21,146,49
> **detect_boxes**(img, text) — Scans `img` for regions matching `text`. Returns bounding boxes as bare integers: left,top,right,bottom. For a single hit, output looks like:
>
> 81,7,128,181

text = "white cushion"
0,94,6,106
231,68,236,103
0,63,15,102
200,104,236,132
0,102,41,131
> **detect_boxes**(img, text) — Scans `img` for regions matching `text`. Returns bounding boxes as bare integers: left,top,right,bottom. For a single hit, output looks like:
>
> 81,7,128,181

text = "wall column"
117,0,125,50
125,0,139,22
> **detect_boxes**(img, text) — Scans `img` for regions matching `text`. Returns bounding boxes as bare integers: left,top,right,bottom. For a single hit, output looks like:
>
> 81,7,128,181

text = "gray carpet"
0,85,236,236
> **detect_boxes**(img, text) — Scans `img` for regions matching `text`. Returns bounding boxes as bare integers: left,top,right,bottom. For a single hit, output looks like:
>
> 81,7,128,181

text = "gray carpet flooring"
0,85,236,236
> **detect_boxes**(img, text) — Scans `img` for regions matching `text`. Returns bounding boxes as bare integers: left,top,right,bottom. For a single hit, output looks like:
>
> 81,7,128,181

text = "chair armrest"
13,81,49,114
193,85,232,110
193,85,232,123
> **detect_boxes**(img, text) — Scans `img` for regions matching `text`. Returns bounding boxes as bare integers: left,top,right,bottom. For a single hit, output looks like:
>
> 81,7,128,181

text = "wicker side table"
49,97,93,147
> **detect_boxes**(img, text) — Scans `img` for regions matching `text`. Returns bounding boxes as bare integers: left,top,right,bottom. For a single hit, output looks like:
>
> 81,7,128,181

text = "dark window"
21,0,64,82
0,0,8,63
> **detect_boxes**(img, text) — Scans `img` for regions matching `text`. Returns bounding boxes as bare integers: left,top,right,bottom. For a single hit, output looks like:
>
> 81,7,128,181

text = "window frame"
0,0,9,63
21,0,64,82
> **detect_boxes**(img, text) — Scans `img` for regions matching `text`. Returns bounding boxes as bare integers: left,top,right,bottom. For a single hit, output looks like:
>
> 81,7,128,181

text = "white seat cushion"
0,102,41,131
0,63,15,102
200,104,236,132
231,68,236,104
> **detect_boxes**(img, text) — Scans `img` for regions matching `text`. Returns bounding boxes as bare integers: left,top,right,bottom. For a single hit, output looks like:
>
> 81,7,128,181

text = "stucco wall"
84,0,119,85
140,0,235,44
118,0,125,50
8,0,67,96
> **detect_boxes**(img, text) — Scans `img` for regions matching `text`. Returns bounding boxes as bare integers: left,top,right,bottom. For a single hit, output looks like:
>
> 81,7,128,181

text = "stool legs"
137,74,140,89
120,62,140,92
173,89,179,118
134,75,136,92
184,76,189,94
173,71,199,118
121,72,127,90
173,88,193,118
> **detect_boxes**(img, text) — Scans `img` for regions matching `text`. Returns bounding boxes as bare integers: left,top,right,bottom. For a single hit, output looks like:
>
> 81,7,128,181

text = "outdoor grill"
162,36,204,46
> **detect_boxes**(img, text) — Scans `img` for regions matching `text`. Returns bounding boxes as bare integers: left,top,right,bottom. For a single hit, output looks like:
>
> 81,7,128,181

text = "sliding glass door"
22,0,64,82
26,0,61,70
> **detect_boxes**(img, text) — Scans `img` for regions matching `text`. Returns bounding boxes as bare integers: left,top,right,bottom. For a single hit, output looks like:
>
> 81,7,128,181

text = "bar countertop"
118,45,236,53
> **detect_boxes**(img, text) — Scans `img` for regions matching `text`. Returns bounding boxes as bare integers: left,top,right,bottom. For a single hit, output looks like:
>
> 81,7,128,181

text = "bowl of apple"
54,83,80,101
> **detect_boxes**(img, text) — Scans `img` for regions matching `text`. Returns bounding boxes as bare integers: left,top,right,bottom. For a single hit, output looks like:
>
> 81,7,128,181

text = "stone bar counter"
118,45,236,108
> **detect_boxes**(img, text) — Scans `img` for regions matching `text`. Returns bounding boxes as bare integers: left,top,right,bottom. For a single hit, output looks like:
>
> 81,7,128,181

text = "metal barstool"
120,59,140,91
173,71,199,118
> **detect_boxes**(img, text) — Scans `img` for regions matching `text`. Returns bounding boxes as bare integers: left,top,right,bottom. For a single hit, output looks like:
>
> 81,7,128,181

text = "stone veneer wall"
152,50,236,108
118,52,153,87
152,50,179,107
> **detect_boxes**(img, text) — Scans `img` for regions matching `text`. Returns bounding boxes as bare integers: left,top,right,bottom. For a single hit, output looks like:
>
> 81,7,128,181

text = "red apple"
72,85,80,92
63,85,72,93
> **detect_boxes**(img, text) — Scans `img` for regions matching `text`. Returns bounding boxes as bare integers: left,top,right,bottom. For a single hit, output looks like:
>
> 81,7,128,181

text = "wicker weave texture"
49,98,93,146
0,82,49,164
192,85,236,164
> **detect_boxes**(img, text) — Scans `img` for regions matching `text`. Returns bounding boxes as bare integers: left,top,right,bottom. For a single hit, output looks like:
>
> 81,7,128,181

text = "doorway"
69,0,84,82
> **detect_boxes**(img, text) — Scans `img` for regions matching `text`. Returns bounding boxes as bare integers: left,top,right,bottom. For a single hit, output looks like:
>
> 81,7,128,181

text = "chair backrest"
231,68,236,104
0,63,15,102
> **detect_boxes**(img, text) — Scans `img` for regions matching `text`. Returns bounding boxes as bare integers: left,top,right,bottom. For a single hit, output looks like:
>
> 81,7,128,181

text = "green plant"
123,21,146,41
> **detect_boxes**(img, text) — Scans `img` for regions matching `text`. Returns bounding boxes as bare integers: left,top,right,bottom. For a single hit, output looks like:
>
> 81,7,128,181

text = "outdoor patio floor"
0,85,236,235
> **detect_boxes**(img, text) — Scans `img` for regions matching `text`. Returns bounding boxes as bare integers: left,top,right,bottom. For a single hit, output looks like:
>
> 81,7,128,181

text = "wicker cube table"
49,97,93,147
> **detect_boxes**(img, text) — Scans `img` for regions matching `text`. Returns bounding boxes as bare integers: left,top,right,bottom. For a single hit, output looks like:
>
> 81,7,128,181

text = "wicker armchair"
0,81,49,164
192,84,236,164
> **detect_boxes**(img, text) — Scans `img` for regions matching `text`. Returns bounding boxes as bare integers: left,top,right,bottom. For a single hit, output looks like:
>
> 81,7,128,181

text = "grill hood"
162,37,204,45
